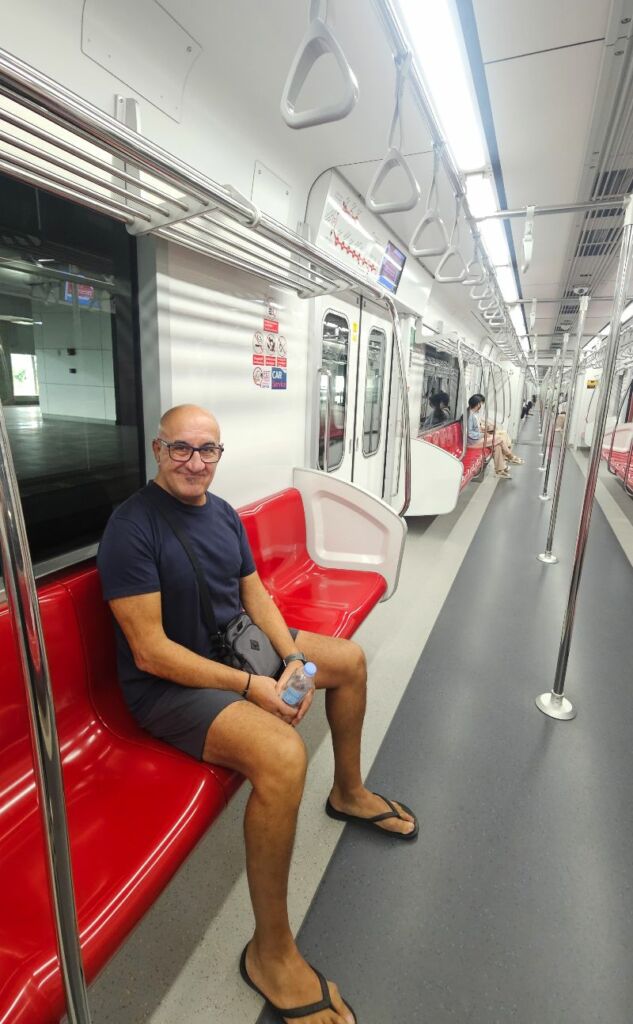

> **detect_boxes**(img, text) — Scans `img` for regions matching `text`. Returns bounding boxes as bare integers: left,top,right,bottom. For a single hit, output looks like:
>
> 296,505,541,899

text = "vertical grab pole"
540,359,558,468
384,294,411,515
457,339,467,460
537,297,590,563
0,399,92,1023
474,356,489,480
539,334,569,501
536,194,633,720
534,335,542,435
317,366,333,474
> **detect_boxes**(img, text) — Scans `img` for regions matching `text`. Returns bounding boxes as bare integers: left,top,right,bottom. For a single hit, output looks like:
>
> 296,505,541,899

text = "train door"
315,296,394,499
352,302,393,494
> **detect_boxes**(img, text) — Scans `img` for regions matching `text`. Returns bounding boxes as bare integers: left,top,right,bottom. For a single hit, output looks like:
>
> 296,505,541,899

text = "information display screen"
377,241,406,293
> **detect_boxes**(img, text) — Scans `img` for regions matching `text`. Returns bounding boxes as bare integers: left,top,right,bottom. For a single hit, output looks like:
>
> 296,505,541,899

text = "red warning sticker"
263,318,279,333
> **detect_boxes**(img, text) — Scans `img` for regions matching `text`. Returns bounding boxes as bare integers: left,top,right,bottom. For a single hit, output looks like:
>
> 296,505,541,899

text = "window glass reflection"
418,344,461,433
319,311,349,471
363,328,386,456
0,173,143,566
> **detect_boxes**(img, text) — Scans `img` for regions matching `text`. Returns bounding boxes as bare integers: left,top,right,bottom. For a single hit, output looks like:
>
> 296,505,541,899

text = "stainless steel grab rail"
537,297,590,564
624,431,633,497
384,295,411,515
457,339,467,461
536,193,633,720
0,398,92,1024
317,366,333,474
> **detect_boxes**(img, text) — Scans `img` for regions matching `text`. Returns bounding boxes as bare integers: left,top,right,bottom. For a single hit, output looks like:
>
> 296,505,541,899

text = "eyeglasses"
156,439,224,464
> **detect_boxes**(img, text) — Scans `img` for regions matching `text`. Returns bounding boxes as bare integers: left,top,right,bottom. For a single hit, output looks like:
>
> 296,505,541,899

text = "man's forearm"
139,634,248,693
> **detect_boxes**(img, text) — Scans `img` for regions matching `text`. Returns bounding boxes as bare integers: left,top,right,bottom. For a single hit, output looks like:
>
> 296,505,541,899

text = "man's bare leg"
203,701,354,1024
296,631,416,836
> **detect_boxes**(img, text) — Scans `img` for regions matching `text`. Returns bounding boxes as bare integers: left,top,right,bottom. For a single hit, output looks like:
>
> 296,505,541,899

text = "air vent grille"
592,169,633,197
575,226,622,258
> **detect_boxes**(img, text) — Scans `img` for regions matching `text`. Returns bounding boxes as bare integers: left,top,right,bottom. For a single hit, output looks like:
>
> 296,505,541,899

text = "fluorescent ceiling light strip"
396,0,486,171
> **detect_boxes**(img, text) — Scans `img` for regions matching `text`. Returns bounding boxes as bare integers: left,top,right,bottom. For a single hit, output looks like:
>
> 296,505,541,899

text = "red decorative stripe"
331,230,377,273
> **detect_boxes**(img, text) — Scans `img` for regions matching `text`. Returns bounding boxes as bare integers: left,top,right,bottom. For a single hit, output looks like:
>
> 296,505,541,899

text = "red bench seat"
1,486,387,1024
418,421,490,489
602,447,633,490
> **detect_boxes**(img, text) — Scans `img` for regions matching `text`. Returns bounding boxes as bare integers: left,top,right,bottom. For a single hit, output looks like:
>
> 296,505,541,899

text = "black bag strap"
140,484,221,640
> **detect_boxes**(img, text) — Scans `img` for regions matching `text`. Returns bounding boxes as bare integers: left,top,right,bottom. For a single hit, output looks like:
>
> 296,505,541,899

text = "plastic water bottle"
280,662,317,707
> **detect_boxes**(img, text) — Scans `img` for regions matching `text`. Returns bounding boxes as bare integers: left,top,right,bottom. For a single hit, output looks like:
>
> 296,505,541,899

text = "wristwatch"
283,651,306,668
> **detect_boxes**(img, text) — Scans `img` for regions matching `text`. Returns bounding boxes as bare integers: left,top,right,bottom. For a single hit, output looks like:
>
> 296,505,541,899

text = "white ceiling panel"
486,42,605,207
473,0,611,65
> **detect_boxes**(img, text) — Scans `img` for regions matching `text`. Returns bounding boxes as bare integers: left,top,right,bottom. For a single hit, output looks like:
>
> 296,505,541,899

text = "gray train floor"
258,418,633,1024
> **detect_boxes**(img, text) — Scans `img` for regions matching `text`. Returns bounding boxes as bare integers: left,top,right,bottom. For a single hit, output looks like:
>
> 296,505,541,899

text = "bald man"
98,404,417,1024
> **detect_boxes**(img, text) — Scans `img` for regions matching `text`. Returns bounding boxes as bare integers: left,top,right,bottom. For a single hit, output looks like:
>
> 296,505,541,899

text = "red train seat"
418,421,490,489
0,486,387,1024
239,488,386,639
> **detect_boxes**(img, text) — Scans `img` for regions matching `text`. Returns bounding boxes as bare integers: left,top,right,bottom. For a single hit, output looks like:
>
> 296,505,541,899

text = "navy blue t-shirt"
97,482,256,711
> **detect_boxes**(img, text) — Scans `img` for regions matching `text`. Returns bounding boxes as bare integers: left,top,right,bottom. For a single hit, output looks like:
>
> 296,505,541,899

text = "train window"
362,327,386,456
319,311,350,471
418,344,461,431
0,173,143,568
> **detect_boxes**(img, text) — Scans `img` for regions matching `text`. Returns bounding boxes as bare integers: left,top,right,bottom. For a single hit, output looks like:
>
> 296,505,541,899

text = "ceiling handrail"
366,51,420,214
409,144,449,256
280,0,359,130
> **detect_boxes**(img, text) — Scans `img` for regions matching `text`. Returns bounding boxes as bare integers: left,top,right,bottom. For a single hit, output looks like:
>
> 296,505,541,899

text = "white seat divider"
292,468,407,601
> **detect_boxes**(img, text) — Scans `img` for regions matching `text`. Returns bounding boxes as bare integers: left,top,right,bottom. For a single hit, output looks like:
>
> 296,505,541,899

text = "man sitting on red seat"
98,403,417,1024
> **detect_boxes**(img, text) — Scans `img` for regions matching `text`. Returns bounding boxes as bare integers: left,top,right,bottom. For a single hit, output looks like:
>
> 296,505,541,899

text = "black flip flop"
325,791,419,841
240,944,357,1022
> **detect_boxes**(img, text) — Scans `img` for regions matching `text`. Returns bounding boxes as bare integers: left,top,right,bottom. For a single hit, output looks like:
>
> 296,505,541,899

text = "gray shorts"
130,629,299,760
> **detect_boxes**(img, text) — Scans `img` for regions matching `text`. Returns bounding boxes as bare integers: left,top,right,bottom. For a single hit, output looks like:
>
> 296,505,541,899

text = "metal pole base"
539,493,551,501
535,692,577,720
537,551,559,564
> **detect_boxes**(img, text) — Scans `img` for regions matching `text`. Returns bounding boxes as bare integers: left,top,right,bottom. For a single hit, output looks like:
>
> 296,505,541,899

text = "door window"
319,311,350,471
362,327,386,456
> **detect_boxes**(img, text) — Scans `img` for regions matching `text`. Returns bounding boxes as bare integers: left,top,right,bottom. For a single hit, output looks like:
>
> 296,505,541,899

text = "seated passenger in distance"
467,394,512,477
423,390,451,428
472,393,524,465
97,403,418,1024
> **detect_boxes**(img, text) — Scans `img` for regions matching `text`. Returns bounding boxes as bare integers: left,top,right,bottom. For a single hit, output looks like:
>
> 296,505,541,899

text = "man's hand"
275,662,315,726
247,673,298,724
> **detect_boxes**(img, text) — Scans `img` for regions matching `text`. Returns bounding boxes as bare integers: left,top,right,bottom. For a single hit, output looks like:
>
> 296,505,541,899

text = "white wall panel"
45,382,106,419
156,243,310,508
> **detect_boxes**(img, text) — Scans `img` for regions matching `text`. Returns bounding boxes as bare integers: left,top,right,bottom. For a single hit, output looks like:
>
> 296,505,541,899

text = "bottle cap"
304,662,317,676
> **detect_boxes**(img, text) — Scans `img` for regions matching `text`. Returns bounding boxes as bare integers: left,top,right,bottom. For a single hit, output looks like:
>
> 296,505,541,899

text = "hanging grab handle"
366,52,420,214
463,233,486,286
434,195,468,283
522,204,535,273
281,0,359,129
409,145,449,256
470,277,491,301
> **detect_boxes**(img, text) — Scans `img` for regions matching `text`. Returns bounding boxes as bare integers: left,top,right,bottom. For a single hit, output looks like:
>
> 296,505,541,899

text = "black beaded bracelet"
242,673,252,700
